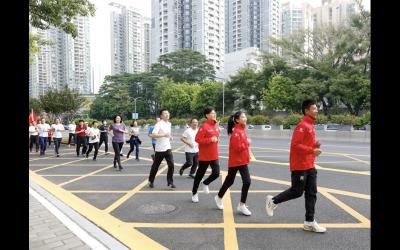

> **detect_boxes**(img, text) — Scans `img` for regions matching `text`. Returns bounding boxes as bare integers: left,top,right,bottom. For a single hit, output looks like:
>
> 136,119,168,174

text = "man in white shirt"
148,109,176,188
37,118,51,156
29,121,39,152
67,121,77,147
85,121,100,160
51,118,65,157
179,118,199,178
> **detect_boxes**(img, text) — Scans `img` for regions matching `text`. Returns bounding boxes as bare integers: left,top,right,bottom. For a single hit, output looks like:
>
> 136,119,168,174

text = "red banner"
29,109,37,124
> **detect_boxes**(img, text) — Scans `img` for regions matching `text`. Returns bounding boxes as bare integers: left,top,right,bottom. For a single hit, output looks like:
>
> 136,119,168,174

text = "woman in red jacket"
214,111,252,216
191,107,221,203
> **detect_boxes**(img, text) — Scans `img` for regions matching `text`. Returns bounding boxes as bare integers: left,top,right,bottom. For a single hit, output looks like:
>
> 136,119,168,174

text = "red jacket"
195,119,219,161
75,124,88,137
290,115,319,171
228,124,250,167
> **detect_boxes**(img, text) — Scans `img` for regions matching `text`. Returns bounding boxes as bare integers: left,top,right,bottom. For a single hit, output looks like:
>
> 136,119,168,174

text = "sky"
89,0,370,93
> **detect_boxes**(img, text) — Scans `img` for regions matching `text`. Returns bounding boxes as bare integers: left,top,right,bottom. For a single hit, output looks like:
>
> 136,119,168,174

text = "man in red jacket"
266,99,326,233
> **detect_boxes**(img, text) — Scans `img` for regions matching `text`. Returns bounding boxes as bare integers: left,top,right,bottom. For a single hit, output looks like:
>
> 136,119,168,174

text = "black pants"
48,137,52,145
127,136,140,159
112,142,124,167
218,165,251,203
180,152,198,175
76,136,88,156
29,135,39,152
273,168,318,222
99,134,108,152
53,138,62,155
86,142,99,159
148,149,174,184
192,160,220,195
39,136,48,154
68,133,76,145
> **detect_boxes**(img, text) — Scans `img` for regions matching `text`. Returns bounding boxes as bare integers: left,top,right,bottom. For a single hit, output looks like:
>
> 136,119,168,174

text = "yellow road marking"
29,171,167,249
342,154,370,165
103,163,168,213
249,149,256,161
173,145,185,152
319,190,370,226
314,164,370,176
235,223,369,228
34,158,90,173
136,190,284,193
221,172,239,250
72,190,128,193
29,152,76,162
129,223,223,228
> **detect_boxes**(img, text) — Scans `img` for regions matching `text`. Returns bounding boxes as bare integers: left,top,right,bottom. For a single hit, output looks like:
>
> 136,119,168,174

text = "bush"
283,113,302,129
271,116,285,125
199,118,206,124
361,111,370,125
250,115,269,125
316,114,328,124
329,114,356,125
220,116,230,124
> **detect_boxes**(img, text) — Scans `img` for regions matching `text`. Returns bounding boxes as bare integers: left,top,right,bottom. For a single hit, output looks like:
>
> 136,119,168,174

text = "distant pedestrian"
179,118,199,179
67,120,76,147
37,118,51,156
29,121,39,153
109,115,128,171
148,117,161,161
98,120,109,155
127,120,141,161
51,118,65,157
86,121,100,160
75,120,88,157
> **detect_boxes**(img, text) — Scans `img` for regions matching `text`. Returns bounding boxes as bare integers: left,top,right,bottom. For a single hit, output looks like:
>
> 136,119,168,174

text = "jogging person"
47,124,53,147
127,120,141,161
98,120,109,155
29,121,39,153
37,118,51,156
214,111,252,216
148,117,161,161
109,115,128,171
86,121,100,160
191,107,221,203
147,109,175,188
266,99,326,233
75,120,88,157
67,120,76,147
179,118,199,179
51,118,65,157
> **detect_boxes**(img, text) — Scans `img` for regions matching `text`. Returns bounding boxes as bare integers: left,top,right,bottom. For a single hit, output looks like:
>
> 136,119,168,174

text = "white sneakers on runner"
266,195,277,216
192,193,199,203
203,183,210,194
237,204,252,216
214,195,224,210
303,220,327,233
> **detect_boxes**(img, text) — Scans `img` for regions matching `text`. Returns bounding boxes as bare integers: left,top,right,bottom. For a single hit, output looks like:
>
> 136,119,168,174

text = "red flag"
29,109,37,124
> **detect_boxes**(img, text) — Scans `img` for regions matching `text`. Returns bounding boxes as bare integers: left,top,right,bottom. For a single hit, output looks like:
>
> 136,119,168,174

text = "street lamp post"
133,97,142,119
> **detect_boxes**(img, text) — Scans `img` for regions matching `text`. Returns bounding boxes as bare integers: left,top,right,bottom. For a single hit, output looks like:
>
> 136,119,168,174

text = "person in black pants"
86,121,100,160
75,120,88,156
67,121,76,147
109,115,128,170
99,120,109,155
179,118,199,178
148,109,175,188
127,120,141,161
29,121,39,152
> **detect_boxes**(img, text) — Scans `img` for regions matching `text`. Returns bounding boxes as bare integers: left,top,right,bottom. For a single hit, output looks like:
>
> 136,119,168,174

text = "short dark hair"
92,120,98,125
203,106,215,118
302,99,317,115
113,115,122,123
78,119,84,123
190,118,198,123
159,109,168,116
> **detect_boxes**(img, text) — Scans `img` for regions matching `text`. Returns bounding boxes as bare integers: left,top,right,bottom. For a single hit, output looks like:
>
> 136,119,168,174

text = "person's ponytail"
227,111,243,135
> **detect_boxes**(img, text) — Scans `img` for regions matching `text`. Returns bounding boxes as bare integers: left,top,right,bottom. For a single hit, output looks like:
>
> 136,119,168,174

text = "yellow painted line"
221,172,239,250
235,223,369,228
314,164,370,176
128,223,223,228
71,190,128,193
319,190,370,226
172,145,185,152
252,159,289,166
103,164,169,213
41,174,82,176
342,154,370,165
29,171,167,249
34,158,90,173
137,190,284,193
322,189,370,200
249,149,256,161
315,161,364,164
29,152,76,161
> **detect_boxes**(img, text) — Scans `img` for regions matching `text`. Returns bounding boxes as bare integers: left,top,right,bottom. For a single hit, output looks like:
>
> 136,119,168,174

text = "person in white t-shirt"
179,118,199,179
85,121,100,160
51,118,65,157
67,121,77,147
29,120,39,153
147,109,176,188
37,118,51,156
127,120,141,161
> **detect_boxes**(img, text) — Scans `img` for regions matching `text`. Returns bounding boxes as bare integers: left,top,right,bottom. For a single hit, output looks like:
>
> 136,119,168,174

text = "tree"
29,0,96,65
192,81,223,116
264,75,301,112
151,49,216,83
29,96,42,113
160,83,201,117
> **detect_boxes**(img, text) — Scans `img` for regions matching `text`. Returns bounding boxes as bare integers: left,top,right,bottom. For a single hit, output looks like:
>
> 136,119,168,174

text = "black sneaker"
168,183,176,188
136,158,140,161
93,158,96,161
120,153,123,156
188,174,195,179
149,182,154,188
113,161,117,168
57,154,60,157
179,168,184,176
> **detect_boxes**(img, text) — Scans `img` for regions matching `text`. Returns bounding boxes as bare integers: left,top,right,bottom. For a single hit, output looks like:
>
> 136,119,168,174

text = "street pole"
222,80,225,117
134,97,142,120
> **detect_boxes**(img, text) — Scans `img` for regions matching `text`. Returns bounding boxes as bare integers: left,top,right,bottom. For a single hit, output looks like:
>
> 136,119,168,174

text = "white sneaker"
266,195,277,216
214,195,224,210
192,193,199,203
203,183,210,194
237,204,252,216
303,220,327,233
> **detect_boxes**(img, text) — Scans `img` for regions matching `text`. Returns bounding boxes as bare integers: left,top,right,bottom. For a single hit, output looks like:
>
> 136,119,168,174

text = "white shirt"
51,124,64,138
37,123,51,137
29,126,38,136
86,127,100,143
182,127,199,153
152,120,172,152
68,124,76,133
129,126,140,136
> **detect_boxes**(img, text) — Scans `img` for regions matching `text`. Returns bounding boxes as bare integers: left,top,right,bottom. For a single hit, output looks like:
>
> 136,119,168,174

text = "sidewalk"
29,194,91,250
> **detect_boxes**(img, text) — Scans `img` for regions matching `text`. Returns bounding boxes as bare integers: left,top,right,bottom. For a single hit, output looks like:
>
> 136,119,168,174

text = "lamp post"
133,97,142,119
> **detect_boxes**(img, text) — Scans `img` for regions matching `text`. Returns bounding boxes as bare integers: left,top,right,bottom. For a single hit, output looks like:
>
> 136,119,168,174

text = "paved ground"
29,129,370,249
29,194,90,250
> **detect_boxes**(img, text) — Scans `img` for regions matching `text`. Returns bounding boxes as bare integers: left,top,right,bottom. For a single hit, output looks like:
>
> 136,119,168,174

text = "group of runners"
28,99,326,233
